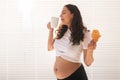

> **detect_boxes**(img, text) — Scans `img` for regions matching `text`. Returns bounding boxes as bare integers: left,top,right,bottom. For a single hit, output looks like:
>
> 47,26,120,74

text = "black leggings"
57,64,88,80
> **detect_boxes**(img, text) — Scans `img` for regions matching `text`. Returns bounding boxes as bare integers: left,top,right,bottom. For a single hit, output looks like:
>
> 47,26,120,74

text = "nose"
60,14,62,17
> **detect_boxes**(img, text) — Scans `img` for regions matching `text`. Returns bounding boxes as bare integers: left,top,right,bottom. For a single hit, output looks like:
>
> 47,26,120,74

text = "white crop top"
53,29,91,63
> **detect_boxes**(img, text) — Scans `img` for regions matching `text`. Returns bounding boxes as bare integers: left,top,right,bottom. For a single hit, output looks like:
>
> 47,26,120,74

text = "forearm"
84,49,94,66
48,30,54,51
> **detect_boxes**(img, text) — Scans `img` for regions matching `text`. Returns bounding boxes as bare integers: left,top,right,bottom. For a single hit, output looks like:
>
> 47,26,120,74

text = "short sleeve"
81,30,91,49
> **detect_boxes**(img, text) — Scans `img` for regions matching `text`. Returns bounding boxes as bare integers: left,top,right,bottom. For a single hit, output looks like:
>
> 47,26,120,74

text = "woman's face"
60,6,73,26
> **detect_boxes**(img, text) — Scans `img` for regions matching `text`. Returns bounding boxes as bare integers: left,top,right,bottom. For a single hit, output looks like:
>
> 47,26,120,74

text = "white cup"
51,17,59,28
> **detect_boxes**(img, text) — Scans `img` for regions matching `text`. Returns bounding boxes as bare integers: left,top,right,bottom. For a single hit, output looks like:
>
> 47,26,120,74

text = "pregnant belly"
54,56,81,79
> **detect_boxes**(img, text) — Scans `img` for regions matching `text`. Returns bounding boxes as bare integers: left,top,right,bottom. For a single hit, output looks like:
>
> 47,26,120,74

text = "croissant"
92,29,101,42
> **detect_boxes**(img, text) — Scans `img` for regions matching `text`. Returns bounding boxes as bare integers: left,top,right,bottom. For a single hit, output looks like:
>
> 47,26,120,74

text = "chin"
61,22,67,25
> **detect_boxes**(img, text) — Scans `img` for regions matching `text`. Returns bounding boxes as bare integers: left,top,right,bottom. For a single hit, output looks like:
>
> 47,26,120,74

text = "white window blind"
0,0,120,80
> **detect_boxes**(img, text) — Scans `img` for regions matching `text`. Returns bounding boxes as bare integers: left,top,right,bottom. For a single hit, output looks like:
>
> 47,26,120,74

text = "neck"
67,23,71,28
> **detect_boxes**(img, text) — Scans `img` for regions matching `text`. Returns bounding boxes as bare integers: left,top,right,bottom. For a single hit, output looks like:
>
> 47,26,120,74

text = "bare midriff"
54,56,81,79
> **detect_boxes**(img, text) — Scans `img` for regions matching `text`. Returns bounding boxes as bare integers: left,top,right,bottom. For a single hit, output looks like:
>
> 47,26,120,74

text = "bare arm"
83,40,96,66
47,22,55,51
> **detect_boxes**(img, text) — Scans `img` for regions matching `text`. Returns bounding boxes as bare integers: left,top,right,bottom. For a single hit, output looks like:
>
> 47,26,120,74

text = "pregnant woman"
47,4,97,80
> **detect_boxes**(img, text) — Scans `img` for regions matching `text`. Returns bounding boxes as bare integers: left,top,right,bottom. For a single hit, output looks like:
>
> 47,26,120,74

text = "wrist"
87,49,93,53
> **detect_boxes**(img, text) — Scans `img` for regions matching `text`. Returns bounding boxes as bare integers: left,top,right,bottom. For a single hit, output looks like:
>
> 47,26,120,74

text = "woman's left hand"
88,40,97,50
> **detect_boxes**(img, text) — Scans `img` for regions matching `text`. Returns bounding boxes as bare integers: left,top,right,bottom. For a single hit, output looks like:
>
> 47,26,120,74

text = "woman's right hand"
47,22,53,31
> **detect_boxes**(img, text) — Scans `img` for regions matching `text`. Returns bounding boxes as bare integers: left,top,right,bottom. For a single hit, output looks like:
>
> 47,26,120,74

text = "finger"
47,22,51,28
88,41,92,47
93,43,97,50
90,40,94,45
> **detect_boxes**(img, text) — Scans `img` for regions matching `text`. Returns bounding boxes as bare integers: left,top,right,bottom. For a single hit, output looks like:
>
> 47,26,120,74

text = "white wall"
0,0,120,80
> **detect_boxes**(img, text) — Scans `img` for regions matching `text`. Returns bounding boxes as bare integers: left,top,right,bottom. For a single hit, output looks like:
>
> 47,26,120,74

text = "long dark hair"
56,4,87,45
